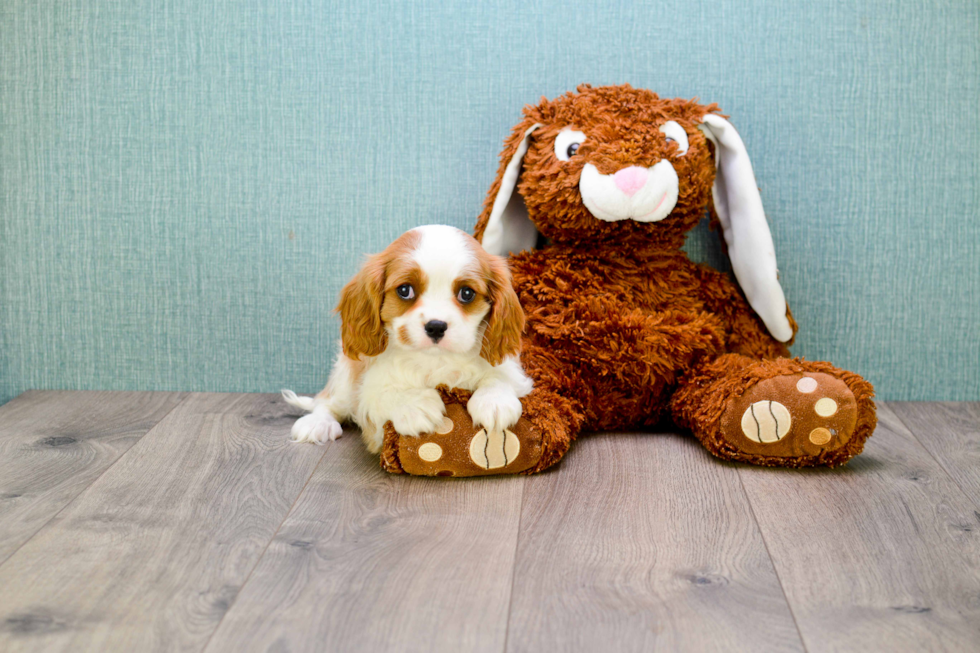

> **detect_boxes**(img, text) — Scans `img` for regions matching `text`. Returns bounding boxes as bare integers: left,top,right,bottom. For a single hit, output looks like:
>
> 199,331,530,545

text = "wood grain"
505,432,805,653
0,390,185,564
738,403,980,651
889,402,980,508
3,393,979,652
0,393,325,652
204,433,525,653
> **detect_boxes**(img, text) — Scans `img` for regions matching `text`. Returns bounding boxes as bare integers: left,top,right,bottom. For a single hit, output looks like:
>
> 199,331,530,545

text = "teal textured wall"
1,0,978,404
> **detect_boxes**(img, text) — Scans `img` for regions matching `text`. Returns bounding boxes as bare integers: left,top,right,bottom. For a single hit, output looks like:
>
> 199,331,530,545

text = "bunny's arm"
692,264,796,360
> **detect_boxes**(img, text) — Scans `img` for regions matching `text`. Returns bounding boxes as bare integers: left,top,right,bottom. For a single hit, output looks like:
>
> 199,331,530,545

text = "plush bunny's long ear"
698,114,793,343
477,122,543,257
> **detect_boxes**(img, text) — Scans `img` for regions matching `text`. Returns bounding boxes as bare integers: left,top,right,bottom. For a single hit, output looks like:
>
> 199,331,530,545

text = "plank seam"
501,476,527,653
198,437,330,653
0,391,191,570
885,401,980,514
736,469,811,653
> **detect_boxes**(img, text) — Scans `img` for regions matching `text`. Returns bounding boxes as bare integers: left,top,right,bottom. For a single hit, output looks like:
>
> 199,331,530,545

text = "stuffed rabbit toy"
382,84,876,476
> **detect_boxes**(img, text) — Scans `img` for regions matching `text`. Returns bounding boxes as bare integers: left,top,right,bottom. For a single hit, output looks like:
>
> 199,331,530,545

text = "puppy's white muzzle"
580,160,679,223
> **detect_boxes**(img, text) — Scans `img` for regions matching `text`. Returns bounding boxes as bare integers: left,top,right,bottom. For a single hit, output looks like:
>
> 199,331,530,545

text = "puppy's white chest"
414,357,481,390
372,350,487,393
424,369,464,387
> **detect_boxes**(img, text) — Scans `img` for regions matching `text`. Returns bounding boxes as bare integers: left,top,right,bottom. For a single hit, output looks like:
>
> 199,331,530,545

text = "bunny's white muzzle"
580,160,679,223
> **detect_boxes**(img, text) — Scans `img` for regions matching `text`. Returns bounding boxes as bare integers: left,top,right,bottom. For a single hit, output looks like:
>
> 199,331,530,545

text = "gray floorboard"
204,433,525,653
505,431,805,653
889,402,980,509
0,393,325,652
0,390,185,564
738,403,980,652
1,393,978,652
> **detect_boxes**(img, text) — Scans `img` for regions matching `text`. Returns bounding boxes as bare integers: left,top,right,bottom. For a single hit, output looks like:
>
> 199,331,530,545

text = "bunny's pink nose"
613,166,648,196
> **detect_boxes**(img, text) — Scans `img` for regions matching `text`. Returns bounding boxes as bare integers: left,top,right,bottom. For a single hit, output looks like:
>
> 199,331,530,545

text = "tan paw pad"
469,428,521,470
740,401,792,443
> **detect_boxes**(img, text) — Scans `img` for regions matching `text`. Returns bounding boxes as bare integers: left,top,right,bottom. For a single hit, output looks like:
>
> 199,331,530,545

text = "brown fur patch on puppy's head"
475,84,718,249
337,230,423,359
461,238,524,365
379,256,428,326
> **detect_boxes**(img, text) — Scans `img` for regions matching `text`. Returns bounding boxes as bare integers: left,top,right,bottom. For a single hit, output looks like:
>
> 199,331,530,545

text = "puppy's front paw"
468,386,523,433
290,411,343,445
389,390,446,437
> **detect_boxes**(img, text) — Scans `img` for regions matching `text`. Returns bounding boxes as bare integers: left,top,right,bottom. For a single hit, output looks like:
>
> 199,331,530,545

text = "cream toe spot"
809,427,832,445
740,401,792,443
435,416,454,434
796,377,818,393
418,442,443,462
814,398,838,417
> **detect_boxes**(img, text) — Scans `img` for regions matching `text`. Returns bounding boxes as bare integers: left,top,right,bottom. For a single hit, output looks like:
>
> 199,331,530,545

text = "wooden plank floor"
0,392,977,652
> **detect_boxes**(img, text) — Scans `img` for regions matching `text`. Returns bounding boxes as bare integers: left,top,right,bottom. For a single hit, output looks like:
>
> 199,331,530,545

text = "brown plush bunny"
383,84,876,476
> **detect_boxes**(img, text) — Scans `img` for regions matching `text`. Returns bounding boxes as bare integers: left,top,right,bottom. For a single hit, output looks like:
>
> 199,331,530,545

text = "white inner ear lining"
698,114,793,343
480,123,544,257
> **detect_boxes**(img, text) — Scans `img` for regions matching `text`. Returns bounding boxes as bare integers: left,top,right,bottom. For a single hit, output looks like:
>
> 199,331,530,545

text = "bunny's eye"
555,129,587,162
659,121,689,156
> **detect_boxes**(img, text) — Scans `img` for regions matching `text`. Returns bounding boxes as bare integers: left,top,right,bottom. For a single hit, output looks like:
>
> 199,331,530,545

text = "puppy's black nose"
424,320,448,342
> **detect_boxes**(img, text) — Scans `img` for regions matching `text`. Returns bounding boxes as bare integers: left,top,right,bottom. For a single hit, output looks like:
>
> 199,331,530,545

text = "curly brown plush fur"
474,84,876,471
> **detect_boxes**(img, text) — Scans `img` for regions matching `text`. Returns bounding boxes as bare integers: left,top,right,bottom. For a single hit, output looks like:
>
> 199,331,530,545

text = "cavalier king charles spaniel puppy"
282,225,532,453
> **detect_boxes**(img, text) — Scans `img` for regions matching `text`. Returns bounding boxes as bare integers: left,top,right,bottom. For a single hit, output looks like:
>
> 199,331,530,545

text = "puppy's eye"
659,121,689,156
555,129,587,162
396,284,414,300
457,287,476,304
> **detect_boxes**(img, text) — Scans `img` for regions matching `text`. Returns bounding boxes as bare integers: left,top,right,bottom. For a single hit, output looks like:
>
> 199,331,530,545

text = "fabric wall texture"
1,0,978,405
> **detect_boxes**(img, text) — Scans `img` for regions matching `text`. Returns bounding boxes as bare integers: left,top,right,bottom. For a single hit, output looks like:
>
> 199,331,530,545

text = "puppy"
282,225,532,453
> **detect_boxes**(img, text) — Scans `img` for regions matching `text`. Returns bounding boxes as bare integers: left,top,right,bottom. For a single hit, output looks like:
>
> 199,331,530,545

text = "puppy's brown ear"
474,116,543,257
480,255,525,366
336,253,387,359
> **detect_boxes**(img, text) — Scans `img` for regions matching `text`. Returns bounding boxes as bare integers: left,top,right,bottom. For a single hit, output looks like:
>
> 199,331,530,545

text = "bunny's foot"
672,354,876,467
381,386,549,477
721,373,859,460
